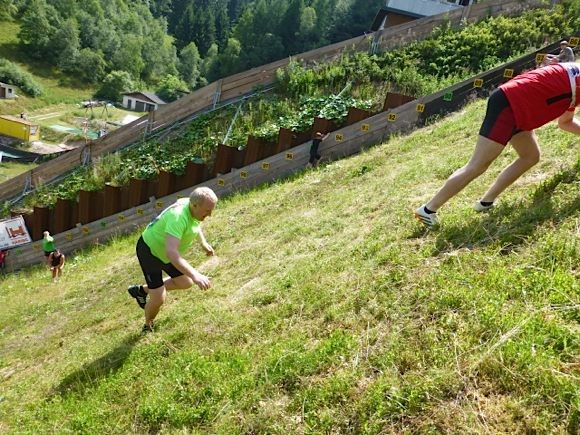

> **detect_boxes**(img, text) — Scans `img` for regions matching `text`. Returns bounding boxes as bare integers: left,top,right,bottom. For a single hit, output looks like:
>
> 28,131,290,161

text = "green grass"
0,160,36,182
0,98,578,433
29,103,143,143
0,21,96,115
0,21,142,148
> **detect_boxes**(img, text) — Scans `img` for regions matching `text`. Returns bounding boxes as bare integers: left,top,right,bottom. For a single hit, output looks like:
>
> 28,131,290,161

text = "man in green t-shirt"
42,231,56,266
128,187,218,334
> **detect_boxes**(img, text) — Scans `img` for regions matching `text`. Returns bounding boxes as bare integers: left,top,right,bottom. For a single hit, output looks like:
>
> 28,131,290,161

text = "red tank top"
499,63,579,131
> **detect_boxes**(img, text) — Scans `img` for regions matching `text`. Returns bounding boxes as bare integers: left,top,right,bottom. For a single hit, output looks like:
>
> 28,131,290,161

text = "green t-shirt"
42,235,55,252
142,198,201,264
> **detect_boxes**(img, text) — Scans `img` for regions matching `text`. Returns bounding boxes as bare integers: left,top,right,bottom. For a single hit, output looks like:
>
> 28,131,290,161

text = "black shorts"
309,139,322,163
136,236,183,289
479,88,522,146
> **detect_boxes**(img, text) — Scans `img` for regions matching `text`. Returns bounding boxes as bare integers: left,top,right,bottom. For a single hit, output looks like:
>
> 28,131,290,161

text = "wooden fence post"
312,117,338,134
32,206,50,241
214,144,236,175
54,198,76,233
103,184,122,217
147,178,159,199
258,140,277,160
276,128,294,153
157,170,177,198
128,178,149,207
232,147,247,169
346,107,372,125
78,190,104,224
176,161,208,190
243,136,262,166
292,128,313,146
383,92,415,111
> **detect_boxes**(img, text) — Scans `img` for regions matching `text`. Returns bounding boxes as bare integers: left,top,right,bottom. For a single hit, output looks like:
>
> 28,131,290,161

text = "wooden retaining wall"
6,40,569,272
0,0,553,203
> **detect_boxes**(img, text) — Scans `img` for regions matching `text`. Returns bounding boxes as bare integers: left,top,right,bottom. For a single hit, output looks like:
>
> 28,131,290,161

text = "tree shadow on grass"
0,42,57,79
51,333,141,397
431,160,579,255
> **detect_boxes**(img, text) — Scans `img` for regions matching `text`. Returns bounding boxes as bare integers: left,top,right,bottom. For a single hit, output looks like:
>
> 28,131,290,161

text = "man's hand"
202,243,215,256
192,270,211,290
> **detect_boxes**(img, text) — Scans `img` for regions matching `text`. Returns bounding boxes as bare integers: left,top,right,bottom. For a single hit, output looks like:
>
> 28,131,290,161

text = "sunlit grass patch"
0,98,578,433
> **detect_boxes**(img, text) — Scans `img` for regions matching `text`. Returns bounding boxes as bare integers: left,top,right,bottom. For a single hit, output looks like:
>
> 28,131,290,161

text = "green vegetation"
0,0,387,100
5,0,576,102
278,6,580,98
0,160,37,181
7,5,577,215
0,20,95,114
19,92,372,207
0,2,577,433
1,98,578,433
0,20,143,146
0,58,43,96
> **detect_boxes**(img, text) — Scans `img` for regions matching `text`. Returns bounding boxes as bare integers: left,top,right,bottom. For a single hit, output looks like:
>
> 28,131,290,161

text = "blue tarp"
0,144,53,163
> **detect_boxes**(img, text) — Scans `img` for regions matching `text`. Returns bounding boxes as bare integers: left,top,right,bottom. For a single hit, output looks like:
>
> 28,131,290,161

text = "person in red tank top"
0,249,8,276
414,62,580,228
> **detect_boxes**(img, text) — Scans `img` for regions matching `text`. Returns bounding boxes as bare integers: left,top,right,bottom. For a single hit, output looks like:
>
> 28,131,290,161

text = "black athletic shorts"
479,88,522,146
136,236,183,289
309,138,322,163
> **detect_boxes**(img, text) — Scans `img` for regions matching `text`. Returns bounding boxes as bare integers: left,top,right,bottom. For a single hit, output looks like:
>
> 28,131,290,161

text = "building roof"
122,91,166,105
0,115,39,127
385,0,461,18
371,0,463,31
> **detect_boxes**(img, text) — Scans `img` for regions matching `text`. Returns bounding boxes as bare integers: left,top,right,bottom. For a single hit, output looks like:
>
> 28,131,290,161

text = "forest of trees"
0,0,385,100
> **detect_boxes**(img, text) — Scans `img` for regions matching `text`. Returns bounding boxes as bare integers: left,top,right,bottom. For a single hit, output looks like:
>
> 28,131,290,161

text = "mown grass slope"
0,161,37,183
0,98,578,433
0,21,95,114
0,21,134,149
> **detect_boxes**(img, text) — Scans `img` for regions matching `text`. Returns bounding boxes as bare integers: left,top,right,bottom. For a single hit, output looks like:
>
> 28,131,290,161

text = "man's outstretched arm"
165,235,211,289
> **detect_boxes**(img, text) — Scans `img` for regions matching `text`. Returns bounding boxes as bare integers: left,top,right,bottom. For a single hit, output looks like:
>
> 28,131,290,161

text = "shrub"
0,59,43,96
155,74,190,103
9,6,576,214
95,71,135,103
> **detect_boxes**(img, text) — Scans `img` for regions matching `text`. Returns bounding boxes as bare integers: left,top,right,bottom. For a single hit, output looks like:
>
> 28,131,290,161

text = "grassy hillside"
0,98,578,433
0,21,96,114
0,21,139,147
0,161,37,182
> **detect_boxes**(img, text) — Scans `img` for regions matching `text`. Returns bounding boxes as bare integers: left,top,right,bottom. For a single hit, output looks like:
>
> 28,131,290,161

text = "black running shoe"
141,323,154,335
128,285,147,309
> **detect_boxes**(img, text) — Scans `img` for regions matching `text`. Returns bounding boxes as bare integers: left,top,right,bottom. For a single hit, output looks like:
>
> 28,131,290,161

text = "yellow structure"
0,115,40,142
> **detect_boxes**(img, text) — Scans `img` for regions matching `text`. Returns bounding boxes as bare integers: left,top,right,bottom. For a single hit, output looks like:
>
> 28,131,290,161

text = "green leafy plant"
6,6,575,216
0,59,43,96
